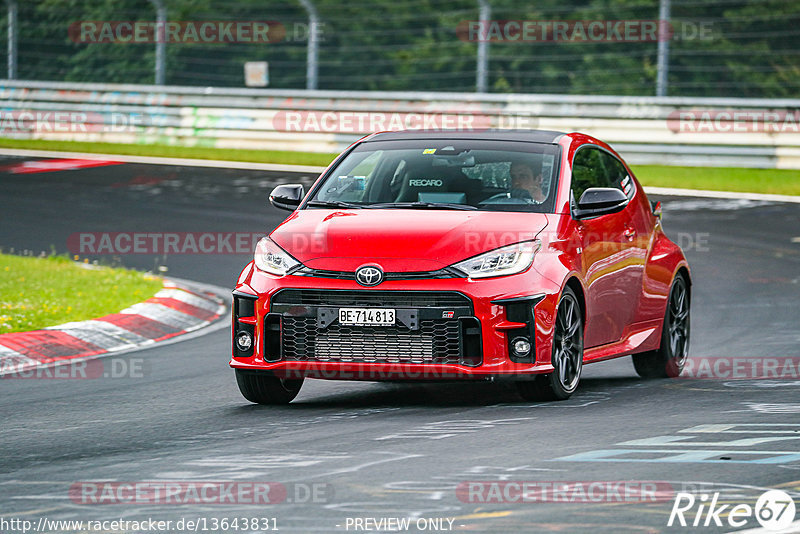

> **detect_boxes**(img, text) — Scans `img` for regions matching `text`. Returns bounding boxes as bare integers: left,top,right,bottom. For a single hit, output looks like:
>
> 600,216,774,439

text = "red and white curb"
0,157,123,174
0,278,227,376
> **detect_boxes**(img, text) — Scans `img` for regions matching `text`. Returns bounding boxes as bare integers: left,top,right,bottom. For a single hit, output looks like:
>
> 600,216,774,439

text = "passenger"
510,160,546,203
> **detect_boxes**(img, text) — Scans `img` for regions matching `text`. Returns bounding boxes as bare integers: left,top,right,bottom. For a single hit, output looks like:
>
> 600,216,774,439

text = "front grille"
268,290,480,366
282,317,461,364
272,289,471,308
292,267,460,281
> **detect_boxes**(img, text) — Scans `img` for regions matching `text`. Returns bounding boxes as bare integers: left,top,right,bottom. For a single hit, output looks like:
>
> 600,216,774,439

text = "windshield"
308,139,560,212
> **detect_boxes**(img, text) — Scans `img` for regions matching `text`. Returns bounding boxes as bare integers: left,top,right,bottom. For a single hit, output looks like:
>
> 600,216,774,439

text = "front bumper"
229,262,560,380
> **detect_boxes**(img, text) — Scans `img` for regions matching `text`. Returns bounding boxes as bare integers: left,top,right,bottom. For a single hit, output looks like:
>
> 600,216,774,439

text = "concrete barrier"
1,80,798,168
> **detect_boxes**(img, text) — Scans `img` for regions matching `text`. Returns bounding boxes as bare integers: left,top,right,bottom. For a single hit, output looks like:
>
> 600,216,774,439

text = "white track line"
0,148,328,173
645,186,800,203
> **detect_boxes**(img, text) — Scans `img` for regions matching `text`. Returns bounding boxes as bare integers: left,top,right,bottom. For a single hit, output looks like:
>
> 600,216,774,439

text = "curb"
0,277,229,377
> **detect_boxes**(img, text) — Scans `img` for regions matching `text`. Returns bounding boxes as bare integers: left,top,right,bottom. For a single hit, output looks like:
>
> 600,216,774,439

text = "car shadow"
228,374,651,412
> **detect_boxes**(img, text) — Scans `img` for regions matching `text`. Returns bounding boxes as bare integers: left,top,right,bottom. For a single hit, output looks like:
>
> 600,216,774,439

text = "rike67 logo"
668,489,796,530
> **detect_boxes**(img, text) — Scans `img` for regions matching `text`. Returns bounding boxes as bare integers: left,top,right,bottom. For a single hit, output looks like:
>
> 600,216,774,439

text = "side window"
318,151,386,202
603,153,635,199
571,147,607,202
571,147,633,202
350,150,383,178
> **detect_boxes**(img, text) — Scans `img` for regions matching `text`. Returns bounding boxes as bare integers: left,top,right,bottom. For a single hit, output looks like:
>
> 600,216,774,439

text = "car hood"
270,209,549,272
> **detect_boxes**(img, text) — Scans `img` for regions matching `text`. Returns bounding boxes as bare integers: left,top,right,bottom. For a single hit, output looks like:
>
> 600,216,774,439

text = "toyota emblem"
355,265,384,287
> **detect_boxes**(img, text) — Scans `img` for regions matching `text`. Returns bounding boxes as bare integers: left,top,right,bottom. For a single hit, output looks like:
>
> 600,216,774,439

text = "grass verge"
0,254,163,334
631,165,800,196
1,138,799,196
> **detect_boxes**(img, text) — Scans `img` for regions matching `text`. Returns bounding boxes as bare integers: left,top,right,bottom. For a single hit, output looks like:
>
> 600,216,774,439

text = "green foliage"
2,0,797,96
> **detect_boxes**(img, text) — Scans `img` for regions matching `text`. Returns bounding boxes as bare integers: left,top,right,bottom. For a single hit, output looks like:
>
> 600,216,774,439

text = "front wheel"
632,274,690,378
516,286,584,401
235,369,304,404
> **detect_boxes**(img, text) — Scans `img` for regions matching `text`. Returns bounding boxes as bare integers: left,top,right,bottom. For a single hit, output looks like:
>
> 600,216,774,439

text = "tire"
516,286,584,401
632,274,690,378
235,369,304,405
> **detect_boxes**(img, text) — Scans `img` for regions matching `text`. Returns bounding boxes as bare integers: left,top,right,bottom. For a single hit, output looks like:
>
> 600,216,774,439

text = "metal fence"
2,80,799,169
2,0,799,98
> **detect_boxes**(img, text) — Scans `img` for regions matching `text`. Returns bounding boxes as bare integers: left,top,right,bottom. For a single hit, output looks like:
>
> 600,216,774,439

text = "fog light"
512,337,531,357
236,331,253,352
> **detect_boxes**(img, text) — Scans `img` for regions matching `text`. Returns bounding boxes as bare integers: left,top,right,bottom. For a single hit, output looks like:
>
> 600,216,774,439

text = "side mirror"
651,200,662,219
269,184,305,211
573,187,628,219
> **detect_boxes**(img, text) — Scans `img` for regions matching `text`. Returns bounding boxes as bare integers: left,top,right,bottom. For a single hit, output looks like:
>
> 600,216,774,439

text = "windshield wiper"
366,202,478,211
306,200,363,209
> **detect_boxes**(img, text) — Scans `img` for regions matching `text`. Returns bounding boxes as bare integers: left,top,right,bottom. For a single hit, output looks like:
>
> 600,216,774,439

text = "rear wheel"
632,275,690,378
516,286,583,401
235,369,304,404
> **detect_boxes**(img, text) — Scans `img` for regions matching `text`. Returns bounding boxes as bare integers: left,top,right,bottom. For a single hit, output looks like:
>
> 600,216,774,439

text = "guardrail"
2,80,799,169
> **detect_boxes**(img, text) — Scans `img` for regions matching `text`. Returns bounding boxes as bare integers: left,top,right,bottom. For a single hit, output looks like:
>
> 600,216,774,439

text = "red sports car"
230,130,691,404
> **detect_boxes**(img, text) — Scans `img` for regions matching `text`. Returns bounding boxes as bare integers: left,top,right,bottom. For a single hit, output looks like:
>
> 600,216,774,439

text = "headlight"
254,237,301,275
452,240,540,279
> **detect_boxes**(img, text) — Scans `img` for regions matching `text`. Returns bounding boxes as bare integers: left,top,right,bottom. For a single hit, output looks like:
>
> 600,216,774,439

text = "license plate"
338,308,396,326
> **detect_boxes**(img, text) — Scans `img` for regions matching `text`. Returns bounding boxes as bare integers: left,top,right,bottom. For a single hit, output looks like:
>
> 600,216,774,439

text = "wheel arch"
676,265,691,297
563,276,586,325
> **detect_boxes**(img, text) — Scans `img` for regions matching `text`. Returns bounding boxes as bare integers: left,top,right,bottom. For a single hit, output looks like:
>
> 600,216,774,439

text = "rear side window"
605,154,635,199
571,146,634,202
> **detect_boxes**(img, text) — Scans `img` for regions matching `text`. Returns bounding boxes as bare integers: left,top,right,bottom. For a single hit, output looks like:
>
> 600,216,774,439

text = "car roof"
364,129,567,145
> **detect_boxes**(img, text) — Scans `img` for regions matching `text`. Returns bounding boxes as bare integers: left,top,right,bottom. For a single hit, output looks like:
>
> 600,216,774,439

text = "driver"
510,160,546,203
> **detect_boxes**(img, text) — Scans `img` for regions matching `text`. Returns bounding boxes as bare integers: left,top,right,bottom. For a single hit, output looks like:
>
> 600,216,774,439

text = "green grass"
0,254,163,334
0,138,338,167
1,138,799,196
631,165,800,196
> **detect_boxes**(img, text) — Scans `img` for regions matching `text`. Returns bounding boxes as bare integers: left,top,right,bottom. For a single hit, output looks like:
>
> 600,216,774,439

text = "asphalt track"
1,155,800,534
